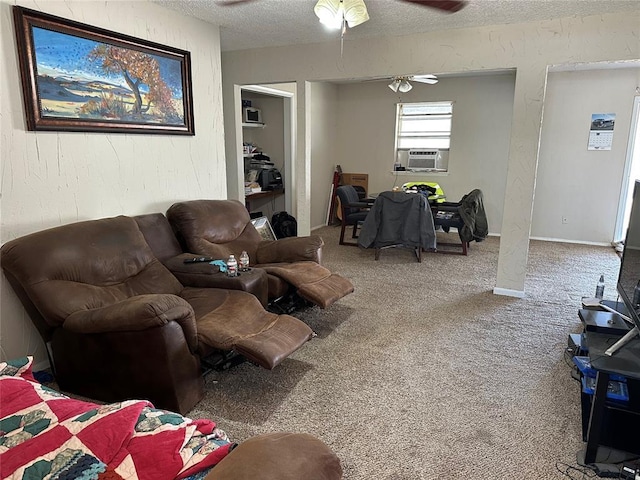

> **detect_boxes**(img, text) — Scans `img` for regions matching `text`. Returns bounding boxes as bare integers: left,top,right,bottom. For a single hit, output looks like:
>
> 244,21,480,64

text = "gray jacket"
358,191,436,250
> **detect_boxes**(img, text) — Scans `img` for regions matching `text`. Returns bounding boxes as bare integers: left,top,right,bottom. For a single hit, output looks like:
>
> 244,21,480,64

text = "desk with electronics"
568,181,640,478
244,154,284,215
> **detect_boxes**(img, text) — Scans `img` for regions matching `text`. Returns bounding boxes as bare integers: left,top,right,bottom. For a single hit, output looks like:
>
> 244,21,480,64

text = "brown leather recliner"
1,215,314,414
166,200,354,309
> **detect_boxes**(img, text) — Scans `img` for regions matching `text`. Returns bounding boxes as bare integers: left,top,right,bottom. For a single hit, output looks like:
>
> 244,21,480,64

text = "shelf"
242,123,265,128
244,189,284,212
245,188,284,201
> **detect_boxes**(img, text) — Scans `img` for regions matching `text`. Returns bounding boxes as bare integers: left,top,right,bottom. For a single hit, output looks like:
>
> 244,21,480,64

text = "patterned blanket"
0,357,233,480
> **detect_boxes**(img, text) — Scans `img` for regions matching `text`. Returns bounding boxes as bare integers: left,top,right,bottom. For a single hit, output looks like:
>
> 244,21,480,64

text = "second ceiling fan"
388,74,438,93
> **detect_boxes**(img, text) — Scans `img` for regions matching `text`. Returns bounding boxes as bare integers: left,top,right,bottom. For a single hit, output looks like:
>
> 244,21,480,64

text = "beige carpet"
188,227,622,479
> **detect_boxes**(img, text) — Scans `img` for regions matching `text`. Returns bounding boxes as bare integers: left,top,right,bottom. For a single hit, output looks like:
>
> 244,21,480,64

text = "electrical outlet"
562,216,568,224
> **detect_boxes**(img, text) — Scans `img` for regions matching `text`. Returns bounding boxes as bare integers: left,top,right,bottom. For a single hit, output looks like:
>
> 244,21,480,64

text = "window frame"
394,101,453,173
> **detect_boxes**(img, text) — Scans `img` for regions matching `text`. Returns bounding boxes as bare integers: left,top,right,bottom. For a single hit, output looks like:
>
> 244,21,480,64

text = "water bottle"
239,250,250,271
595,274,605,299
226,254,238,277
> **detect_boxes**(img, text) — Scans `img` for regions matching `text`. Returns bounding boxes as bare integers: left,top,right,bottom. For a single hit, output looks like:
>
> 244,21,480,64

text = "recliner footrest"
185,289,313,370
262,262,354,309
297,274,355,309
234,315,314,369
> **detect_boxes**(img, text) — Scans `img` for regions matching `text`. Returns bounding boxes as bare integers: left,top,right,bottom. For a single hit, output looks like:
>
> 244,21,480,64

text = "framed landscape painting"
13,6,195,135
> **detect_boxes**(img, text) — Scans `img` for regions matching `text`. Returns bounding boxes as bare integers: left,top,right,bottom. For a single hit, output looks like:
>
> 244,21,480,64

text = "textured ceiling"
153,0,640,52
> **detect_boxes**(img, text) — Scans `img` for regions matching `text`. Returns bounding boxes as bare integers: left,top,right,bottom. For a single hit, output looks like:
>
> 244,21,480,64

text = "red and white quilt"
0,357,233,480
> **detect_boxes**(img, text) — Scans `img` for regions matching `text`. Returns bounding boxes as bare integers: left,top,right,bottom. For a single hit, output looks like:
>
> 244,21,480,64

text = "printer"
258,168,283,190
249,155,283,191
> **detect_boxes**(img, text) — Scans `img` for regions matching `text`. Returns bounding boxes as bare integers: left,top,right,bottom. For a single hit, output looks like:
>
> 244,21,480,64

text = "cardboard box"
340,173,368,196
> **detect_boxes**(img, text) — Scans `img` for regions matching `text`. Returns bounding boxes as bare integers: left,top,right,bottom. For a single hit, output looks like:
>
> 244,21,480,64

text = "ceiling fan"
215,0,468,17
395,0,467,13
388,74,438,93
215,0,467,55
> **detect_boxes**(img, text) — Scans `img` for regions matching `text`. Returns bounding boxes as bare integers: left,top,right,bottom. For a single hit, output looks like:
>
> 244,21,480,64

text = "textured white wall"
222,11,640,294
532,68,640,243
0,0,226,366
310,82,339,229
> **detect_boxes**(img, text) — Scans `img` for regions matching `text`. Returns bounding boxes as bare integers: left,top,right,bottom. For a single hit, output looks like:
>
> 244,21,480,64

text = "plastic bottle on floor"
595,274,605,299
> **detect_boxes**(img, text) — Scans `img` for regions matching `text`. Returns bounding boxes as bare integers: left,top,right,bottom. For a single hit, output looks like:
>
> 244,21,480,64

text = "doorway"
238,84,296,218
615,96,640,242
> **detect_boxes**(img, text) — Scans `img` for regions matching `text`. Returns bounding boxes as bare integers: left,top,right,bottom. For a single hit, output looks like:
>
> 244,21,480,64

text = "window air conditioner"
407,149,439,171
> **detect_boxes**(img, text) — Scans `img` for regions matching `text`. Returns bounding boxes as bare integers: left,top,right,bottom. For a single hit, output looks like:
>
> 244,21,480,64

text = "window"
395,101,453,172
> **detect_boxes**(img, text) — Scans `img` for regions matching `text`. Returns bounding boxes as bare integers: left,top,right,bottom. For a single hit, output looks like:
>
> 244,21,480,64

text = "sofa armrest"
256,235,324,264
164,253,222,275
347,200,374,208
63,294,198,351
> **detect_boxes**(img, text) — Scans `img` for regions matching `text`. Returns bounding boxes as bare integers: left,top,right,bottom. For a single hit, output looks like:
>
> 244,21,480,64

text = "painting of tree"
88,45,179,122
13,6,194,134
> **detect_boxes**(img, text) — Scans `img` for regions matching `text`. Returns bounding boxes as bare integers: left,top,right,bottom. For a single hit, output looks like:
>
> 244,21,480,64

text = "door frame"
614,96,640,242
236,84,296,214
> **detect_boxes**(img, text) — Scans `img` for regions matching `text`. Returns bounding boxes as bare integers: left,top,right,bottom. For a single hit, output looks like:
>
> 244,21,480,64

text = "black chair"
335,185,373,246
432,189,487,255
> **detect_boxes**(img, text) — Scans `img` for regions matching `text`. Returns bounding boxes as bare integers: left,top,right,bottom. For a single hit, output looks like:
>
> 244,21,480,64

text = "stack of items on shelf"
245,180,261,195
243,142,258,155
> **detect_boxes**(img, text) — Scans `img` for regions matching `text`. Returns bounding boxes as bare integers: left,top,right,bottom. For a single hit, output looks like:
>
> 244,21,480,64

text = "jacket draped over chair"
358,191,436,251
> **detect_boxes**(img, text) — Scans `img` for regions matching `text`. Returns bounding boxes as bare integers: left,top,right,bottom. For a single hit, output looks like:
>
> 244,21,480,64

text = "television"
606,179,640,356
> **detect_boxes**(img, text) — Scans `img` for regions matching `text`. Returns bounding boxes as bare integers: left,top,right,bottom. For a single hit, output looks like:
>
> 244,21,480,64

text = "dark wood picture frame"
13,6,195,135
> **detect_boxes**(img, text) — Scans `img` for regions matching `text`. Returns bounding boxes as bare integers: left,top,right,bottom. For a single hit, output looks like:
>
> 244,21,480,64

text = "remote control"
183,257,213,264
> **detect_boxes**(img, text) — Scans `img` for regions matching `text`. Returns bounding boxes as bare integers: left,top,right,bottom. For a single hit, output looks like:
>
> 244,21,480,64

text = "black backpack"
271,211,297,238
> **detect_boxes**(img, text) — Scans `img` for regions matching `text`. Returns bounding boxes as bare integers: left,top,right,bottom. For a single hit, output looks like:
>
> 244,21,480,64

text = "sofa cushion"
1,216,183,327
167,199,263,262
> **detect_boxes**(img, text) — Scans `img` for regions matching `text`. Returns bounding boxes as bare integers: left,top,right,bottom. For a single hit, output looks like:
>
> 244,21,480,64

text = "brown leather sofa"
166,200,354,310
1,215,314,415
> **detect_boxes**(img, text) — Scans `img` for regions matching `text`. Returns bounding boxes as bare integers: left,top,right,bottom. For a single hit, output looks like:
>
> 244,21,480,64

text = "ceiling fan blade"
411,74,439,84
214,0,256,5
398,0,467,13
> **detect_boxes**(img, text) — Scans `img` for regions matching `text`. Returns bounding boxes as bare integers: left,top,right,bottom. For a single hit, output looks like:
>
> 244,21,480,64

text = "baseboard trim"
493,287,525,298
529,236,611,247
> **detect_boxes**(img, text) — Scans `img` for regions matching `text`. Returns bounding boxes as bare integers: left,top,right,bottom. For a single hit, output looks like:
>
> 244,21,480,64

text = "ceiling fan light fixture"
388,79,400,92
343,0,369,28
399,79,413,92
314,0,369,30
314,0,343,29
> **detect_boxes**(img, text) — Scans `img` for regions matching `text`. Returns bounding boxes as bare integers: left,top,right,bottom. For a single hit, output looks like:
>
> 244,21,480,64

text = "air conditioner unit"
407,149,439,171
